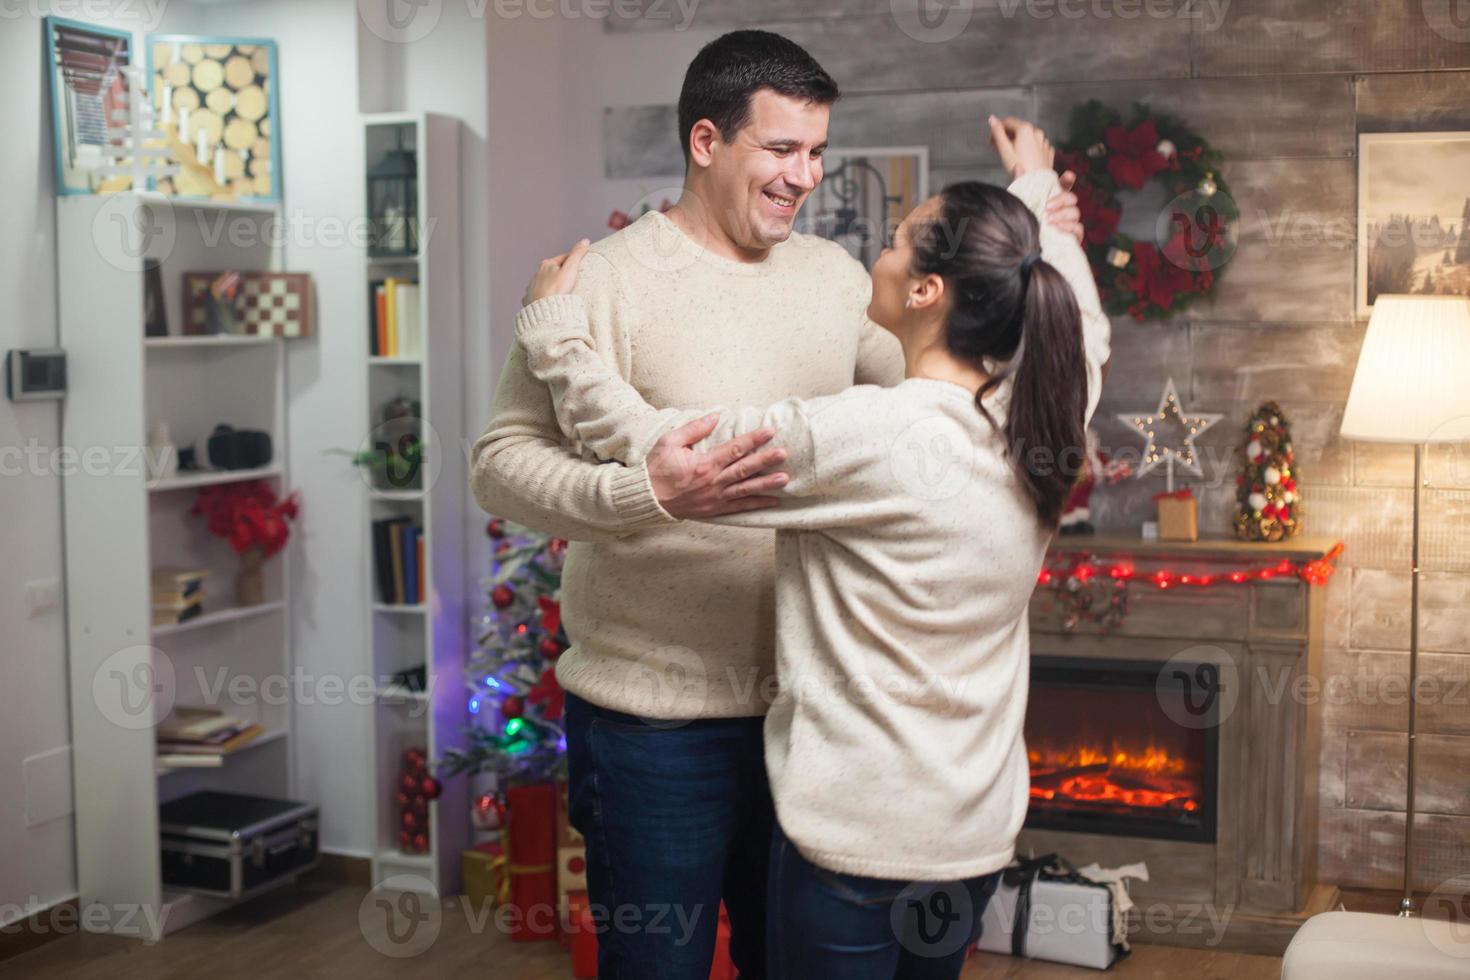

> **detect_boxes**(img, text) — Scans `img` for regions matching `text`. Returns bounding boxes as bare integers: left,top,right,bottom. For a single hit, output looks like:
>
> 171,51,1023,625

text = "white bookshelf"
58,192,295,940
361,112,468,894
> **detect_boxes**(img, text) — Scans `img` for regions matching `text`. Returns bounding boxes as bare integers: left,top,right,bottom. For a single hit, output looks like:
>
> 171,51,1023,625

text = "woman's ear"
908,272,946,312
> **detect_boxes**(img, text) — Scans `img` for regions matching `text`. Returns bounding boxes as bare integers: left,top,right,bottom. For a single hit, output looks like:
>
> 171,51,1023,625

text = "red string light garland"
1040,542,1343,592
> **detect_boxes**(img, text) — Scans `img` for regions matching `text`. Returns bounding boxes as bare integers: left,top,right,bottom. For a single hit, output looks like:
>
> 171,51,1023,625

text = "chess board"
183,271,312,338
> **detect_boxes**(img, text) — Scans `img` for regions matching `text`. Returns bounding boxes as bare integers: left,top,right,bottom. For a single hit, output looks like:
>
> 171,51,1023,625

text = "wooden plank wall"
598,0,1470,893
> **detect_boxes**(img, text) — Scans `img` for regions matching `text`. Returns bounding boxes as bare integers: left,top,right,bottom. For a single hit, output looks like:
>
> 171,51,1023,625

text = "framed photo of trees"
1359,132,1470,316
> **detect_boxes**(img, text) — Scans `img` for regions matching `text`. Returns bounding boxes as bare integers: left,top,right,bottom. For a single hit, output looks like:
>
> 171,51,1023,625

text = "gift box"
1153,488,1198,542
975,854,1129,970
462,841,506,911
506,782,558,941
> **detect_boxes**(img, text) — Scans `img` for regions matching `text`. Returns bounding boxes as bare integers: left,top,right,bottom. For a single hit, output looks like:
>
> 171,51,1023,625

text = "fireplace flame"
1028,741,1202,813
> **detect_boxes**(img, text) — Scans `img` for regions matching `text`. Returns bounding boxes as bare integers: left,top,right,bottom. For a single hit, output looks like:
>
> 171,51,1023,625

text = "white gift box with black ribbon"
975,854,1139,970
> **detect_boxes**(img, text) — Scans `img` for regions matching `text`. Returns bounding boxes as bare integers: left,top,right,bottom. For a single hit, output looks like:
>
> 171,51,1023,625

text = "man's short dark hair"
676,30,840,168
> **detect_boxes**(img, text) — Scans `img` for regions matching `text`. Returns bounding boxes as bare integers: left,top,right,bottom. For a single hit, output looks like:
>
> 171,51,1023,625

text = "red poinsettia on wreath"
1056,101,1235,321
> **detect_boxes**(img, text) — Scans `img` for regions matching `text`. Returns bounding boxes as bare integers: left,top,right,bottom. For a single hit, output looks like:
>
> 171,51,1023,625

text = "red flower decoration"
528,666,565,722
1105,120,1168,190
191,480,300,556
1075,181,1121,246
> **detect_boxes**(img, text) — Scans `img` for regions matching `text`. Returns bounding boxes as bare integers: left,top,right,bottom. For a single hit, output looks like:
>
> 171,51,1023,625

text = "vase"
236,545,266,606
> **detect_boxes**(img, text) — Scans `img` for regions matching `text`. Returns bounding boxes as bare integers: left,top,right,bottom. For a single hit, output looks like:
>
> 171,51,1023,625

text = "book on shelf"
371,515,423,606
156,706,265,756
151,567,210,624
368,277,421,359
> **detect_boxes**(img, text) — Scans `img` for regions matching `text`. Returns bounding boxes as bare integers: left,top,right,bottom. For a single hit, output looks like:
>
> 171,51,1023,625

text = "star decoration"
1117,378,1222,489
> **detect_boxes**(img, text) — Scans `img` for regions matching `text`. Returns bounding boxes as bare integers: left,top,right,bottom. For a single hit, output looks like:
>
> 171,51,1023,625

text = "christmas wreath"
1055,101,1236,321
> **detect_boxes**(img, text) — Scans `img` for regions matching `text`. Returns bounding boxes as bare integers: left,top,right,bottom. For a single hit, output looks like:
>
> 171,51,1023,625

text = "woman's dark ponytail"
910,180,1089,527
1007,259,1088,525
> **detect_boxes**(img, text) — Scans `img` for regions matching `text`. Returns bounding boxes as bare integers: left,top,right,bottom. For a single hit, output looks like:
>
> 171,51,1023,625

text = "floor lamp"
1340,294,1470,917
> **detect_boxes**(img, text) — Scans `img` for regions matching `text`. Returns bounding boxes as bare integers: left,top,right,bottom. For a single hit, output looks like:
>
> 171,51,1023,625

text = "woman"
518,117,1109,979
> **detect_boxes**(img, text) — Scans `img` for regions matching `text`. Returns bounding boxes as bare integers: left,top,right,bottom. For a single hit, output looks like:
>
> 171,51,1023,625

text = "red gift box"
506,782,558,941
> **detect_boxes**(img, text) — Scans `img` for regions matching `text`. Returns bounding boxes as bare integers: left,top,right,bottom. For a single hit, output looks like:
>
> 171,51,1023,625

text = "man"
471,30,1080,978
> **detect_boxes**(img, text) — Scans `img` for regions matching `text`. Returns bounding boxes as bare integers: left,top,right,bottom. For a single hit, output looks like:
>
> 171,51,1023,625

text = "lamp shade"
1341,295,1470,444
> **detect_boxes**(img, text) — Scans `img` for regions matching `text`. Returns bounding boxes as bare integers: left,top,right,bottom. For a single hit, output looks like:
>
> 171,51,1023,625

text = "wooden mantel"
1023,532,1345,955
1048,533,1344,562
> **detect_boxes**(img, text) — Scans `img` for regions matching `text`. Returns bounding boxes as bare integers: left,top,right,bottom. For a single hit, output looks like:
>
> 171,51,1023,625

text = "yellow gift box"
1154,489,1199,542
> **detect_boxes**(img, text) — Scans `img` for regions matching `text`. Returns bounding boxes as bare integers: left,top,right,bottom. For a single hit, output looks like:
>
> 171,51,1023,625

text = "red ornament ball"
401,748,426,771
420,776,442,800
491,584,515,609
395,791,411,808
412,832,429,853
472,793,506,831
548,538,567,557
399,772,419,795
401,810,418,831
486,518,504,539
501,695,525,719
539,636,564,660
398,829,413,849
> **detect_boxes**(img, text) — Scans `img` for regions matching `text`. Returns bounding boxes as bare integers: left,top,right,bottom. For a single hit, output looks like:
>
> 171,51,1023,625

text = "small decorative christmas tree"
1234,401,1302,541
439,518,569,789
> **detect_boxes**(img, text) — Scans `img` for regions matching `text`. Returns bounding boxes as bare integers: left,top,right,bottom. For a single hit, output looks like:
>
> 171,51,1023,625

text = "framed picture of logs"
45,16,135,196
146,35,282,203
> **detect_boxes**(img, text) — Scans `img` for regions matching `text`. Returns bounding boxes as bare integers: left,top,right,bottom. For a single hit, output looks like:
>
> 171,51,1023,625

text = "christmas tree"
439,517,569,786
1233,401,1302,542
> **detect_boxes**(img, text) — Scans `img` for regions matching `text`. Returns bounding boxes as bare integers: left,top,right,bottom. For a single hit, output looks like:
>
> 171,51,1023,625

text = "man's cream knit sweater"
470,209,905,719
511,170,1111,880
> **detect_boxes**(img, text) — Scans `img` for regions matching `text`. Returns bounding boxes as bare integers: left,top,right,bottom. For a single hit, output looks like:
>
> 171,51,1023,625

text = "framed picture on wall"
146,35,282,202
45,16,135,196
796,146,929,270
1358,131,1470,316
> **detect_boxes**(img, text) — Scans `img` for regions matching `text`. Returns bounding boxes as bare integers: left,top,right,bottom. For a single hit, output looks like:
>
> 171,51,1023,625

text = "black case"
206,425,273,470
159,791,319,899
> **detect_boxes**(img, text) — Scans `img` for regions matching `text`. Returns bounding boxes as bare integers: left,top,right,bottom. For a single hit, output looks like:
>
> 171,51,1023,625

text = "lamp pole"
1399,442,1424,917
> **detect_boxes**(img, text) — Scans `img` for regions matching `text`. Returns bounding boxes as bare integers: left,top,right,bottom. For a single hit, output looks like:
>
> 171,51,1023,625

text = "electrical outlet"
26,578,61,618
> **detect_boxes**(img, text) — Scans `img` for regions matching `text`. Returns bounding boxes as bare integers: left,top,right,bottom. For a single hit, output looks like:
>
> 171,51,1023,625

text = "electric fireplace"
1025,656,1218,843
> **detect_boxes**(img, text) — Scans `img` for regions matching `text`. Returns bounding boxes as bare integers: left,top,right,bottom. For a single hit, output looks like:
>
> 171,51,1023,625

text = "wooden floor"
3,876,1285,980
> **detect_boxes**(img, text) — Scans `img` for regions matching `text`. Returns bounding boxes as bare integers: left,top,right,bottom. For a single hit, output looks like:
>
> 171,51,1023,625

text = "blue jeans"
564,691,774,979
766,822,1002,979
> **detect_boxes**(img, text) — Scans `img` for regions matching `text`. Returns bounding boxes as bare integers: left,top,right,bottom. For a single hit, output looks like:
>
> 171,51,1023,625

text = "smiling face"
694,88,829,251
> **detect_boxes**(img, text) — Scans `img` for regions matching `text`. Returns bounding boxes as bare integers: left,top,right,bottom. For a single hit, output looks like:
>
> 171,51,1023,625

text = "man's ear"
688,118,721,169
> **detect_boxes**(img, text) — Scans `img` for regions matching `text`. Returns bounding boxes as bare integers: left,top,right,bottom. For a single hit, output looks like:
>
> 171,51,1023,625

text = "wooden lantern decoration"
368,130,418,258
